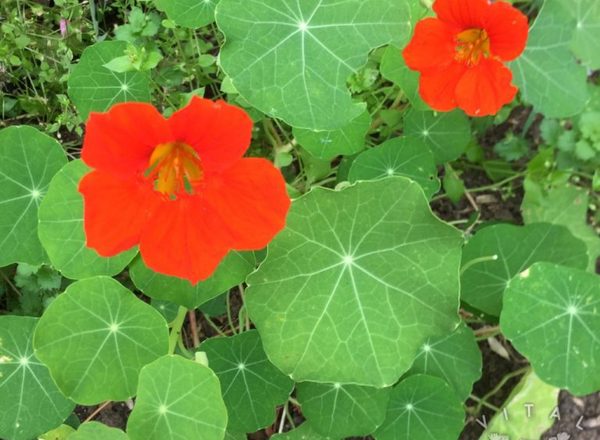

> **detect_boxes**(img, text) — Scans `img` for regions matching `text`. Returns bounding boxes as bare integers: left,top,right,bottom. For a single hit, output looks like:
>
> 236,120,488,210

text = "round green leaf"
348,137,439,199
68,422,128,440
127,355,227,440
34,276,169,404
296,381,390,438
216,0,412,130
511,1,589,118
380,45,428,111
67,41,151,121
0,126,67,267
155,0,218,29
403,109,471,164
570,0,600,69
461,223,589,316
246,177,462,387
405,323,481,401
501,262,600,396
200,330,293,433
130,251,255,309
0,316,75,440
373,374,464,440
38,160,137,279
293,111,370,160
272,423,336,440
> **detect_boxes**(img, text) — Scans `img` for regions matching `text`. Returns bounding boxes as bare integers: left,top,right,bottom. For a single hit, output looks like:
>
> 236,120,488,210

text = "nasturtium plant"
246,177,462,386
155,0,218,29
34,276,169,404
501,263,600,396
0,126,67,267
68,422,128,440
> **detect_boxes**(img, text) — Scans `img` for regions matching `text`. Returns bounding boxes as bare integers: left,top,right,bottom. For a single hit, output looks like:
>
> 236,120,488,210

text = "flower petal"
403,18,458,73
79,170,158,256
82,102,172,178
202,158,291,250
433,0,489,29
485,1,529,61
418,62,467,112
455,58,517,117
138,196,230,284
168,97,253,173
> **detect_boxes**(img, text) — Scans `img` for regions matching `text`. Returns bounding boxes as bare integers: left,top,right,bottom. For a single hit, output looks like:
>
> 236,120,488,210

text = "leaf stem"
460,254,499,275
168,306,188,354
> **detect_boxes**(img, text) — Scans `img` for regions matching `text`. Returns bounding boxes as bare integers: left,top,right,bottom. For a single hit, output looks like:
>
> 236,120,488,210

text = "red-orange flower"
403,0,528,117
79,97,290,284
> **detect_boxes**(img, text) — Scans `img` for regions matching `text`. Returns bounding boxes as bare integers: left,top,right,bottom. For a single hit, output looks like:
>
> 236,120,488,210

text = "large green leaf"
380,45,428,111
200,330,294,433
403,109,471,164
347,137,439,199
0,316,74,440
67,41,151,121
569,0,600,69
127,355,227,440
0,126,67,267
511,0,589,118
373,374,464,440
130,251,255,309
501,262,600,396
293,111,370,160
38,160,137,279
296,381,390,438
246,177,462,387
68,422,128,440
34,277,168,404
461,223,589,316
405,323,481,401
216,0,412,130
155,0,218,28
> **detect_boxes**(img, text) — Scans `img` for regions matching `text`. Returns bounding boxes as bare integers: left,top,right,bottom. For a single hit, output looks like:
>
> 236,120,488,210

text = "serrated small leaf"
200,330,294,433
348,137,439,198
130,251,255,309
501,263,600,396
0,126,67,267
155,0,218,29
34,277,168,404
38,160,137,279
461,223,589,316
296,381,390,438
246,178,462,387
127,355,227,440
0,316,75,440
373,374,464,440
68,422,128,440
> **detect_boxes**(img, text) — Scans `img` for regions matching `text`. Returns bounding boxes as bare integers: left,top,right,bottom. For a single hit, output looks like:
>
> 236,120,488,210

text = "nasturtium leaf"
502,263,600,396
200,330,294,433
296,381,390,438
38,160,137,280
380,46,428,111
151,298,179,323
293,111,370,160
0,316,74,440
347,137,439,199
68,422,128,440
127,355,227,440
39,425,76,440
0,126,67,267
568,0,600,69
155,0,218,29
130,251,255,309
272,423,336,440
67,40,151,121
403,109,471,164
373,374,464,440
216,0,412,130
511,0,589,118
461,223,589,316
405,323,481,401
34,276,169,404
246,177,462,387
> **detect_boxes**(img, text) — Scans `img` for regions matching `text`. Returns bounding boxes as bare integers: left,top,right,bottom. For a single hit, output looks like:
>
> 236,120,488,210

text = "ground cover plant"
0,0,599,439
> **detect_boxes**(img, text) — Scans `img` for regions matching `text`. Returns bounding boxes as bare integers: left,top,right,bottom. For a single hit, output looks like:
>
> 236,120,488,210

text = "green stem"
168,306,188,355
202,313,227,337
460,254,499,275
226,292,238,334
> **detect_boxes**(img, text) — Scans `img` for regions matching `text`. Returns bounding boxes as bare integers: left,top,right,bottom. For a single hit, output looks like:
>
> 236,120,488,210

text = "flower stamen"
145,141,203,197
455,28,491,66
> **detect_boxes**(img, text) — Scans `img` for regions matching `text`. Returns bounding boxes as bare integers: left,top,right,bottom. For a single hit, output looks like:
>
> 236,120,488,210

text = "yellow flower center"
146,141,203,197
455,28,491,66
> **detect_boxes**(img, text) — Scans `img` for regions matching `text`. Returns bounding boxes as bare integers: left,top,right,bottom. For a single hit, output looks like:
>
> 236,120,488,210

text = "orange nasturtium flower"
79,97,290,284
403,0,529,117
